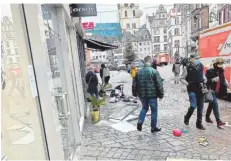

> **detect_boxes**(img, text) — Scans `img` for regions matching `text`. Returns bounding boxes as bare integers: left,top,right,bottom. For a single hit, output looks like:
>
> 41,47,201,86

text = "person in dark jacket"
134,56,164,133
181,53,207,130
152,56,158,70
205,58,226,128
85,68,99,99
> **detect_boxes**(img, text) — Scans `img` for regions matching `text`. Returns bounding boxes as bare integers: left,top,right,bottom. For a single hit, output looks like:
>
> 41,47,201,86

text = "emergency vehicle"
157,53,169,66
199,22,231,94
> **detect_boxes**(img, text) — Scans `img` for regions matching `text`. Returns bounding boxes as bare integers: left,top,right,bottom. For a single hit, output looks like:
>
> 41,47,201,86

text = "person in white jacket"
101,64,110,86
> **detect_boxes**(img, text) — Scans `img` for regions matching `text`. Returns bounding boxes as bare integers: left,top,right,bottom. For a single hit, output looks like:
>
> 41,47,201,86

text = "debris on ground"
198,136,208,146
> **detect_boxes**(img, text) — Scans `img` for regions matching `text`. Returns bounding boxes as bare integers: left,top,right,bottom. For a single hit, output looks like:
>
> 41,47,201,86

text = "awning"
84,38,118,51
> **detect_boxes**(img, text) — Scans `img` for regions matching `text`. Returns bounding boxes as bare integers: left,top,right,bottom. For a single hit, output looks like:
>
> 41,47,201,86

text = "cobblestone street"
76,66,231,161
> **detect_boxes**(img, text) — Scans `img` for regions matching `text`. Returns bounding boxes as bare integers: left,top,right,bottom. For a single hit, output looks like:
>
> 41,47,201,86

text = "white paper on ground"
95,120,114,126
110,121,137,133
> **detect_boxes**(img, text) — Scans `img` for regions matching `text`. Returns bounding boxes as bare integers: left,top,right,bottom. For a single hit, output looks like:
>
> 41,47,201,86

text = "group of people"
132,53,227,133
85,64,110,99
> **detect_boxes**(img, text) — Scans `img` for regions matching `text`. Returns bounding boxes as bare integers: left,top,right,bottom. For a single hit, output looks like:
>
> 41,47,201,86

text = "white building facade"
118,3,143,34
147,5,168,56
167,6,183,58
90,50,108,62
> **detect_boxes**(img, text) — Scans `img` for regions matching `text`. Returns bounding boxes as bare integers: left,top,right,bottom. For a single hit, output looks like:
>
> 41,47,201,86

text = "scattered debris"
198,136,208,146
225,122,231,127
110,121,136,133
181,128,189,134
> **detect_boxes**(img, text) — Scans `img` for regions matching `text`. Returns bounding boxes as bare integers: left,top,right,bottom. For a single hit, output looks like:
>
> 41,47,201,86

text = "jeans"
207,93,220,122
138,98,158,129
188,92,205,122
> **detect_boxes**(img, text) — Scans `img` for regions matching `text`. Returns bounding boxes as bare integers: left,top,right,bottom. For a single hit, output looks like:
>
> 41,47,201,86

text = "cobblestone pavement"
77,66,231,161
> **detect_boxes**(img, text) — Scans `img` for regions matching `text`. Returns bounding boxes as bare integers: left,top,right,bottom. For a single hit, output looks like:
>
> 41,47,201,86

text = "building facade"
190,4,209,45
1,4,86,160
147,5,168,56
218,4,231,25
118,3,143,34
167,5,183,58
90,50,108,62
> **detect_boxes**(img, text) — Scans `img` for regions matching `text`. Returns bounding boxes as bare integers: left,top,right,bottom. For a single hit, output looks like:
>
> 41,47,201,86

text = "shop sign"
70,4,97,17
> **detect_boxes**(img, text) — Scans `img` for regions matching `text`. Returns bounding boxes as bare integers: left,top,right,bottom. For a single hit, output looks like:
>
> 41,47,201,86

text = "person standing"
134,56,164,133
205,58,226,128
152,56,158,70
101,64,110,86
172,59,181,84
85,68,99,99
181,53,206,130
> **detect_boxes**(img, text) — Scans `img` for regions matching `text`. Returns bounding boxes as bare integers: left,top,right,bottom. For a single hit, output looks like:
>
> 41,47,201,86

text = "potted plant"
99,83,106,97
88,95,105,124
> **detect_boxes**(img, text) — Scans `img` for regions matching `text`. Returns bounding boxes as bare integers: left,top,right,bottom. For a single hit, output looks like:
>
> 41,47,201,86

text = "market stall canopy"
84,38,118,51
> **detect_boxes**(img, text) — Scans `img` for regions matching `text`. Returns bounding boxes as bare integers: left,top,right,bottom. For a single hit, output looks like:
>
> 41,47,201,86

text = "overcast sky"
82,4,174,26
1,4,173,26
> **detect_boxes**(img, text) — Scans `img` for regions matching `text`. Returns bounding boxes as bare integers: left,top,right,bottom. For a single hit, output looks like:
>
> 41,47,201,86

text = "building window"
139,43,142,45
164,36,167,42
126,23,130,29
164,44,168,51
143,42,146,45
229,5,231,21
175,17,179,24
224,7,229,23
153,28,160,35
6,49,11,55
125,10,127,17
103,55,105,58
99,55,102,58
148,47,150,51
13,40,17,47
132,23,136,29
6,41,10,47
140,48,142,51
153,36,160,43
96,56,98,59
168,31,172,38
219,11,222,25
174,28,180,35
164,27,167,34
147,42,150,45
174,40,180,47
154,45,160,52
15,48,18,55
144,48,146,51
92,56,95,59
7,57,12,64
162,13,166,18
133,10,136,17
159,20,165,25
125,4,128,7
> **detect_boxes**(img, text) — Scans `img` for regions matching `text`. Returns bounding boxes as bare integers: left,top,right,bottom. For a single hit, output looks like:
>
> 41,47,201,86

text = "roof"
84,39,118,51
122,28,151,43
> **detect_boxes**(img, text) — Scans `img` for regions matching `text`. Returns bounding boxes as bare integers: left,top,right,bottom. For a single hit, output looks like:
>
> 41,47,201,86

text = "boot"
196,120,206,130
217,120,225,129
137,122,142,131
206,104,213,123
184,107,194,125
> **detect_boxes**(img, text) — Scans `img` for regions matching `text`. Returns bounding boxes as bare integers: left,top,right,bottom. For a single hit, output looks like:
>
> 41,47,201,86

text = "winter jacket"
85,71,98,94
206,67,227,97
131,67,138,78
172,62,181,74
181,62,204,95
134,64,164,98
103,68,110,78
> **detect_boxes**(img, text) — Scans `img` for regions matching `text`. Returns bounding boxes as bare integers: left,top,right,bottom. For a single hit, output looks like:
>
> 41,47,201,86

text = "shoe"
206,117,213,123
196,122,206,130
217,120,225,128
137,123,142,131
184,107,194,125
151,127,161,133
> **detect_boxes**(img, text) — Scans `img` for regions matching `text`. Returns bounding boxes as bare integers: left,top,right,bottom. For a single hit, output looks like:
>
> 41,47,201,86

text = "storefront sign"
70,4,97,17
82,22,94,30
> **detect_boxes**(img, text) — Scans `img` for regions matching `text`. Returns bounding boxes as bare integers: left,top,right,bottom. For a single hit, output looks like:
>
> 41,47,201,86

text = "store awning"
84,38,118,51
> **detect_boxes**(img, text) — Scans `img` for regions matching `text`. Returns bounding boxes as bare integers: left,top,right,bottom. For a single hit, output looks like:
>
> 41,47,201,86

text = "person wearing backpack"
85,68,99,99
205,58,226,128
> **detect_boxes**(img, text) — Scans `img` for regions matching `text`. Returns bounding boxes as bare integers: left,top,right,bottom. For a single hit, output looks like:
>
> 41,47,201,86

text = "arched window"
125,10,127,17
133,10,135,17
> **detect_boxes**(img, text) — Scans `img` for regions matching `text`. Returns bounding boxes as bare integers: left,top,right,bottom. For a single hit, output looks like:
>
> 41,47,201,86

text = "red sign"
82,22,94,30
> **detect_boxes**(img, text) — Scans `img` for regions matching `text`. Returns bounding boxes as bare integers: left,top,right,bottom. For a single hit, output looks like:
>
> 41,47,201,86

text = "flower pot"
90,110,100,124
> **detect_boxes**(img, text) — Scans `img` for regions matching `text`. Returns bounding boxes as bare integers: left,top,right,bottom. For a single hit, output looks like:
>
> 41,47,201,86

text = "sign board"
82,22,94,30
85,23,122,37
70,4,97,17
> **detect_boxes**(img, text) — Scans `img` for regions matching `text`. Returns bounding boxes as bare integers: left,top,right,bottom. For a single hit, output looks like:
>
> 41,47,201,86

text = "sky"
1,4,173,26
82,4,174,26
